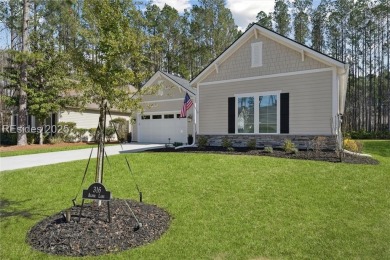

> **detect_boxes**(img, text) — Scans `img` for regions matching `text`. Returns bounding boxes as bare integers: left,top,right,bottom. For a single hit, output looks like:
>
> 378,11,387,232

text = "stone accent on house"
197,134,337,150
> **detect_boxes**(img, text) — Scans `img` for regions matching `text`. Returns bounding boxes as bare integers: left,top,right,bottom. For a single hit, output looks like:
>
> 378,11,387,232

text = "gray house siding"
198,70,333,136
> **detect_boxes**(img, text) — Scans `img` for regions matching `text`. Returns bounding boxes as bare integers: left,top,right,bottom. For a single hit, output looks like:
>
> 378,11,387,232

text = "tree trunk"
95,100,107,185
95,101,107,207
38,119,44,145
17,0,29,146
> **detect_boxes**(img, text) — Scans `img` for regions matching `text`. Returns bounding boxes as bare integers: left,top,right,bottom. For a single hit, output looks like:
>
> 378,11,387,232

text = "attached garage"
137,113,187,144
133,71,196,144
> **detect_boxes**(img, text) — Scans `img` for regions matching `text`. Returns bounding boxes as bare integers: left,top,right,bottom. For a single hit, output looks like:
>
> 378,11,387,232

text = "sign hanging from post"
82,183,111,201
79,182,112,223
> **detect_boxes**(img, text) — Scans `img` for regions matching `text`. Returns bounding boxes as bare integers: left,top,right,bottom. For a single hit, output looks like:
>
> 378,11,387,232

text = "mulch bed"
26,199,170,257
148,146,379,165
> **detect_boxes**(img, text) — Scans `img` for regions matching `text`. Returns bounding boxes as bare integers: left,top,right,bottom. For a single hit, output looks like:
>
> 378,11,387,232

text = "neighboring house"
9,106,130,142
190,24,349,149
59,104,131,142
132,71,196,144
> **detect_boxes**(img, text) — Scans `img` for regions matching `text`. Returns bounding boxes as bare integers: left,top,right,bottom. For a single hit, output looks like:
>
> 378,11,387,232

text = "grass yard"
0,143,117,157
0,140,389,259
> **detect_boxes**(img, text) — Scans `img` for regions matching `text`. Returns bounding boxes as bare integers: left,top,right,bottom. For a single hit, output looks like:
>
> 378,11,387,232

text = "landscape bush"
57,122,76,142
247,139,257,150
345,130,390,139
264,146,273,153
312,136,327,154
49,136,63,144
0,132,17,145
283,139,296,153
110,118,128,142
343,138,363,153
173,142,183,147
221,136,233,150
197,136,208,149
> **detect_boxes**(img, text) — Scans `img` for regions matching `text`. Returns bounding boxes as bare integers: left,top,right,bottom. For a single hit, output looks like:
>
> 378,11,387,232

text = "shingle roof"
159,71,196,95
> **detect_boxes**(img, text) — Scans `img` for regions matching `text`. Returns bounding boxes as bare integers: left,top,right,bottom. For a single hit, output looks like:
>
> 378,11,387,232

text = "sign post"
79,183,112,223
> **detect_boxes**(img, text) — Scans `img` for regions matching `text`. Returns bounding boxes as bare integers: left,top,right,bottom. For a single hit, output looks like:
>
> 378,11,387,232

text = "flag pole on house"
179,92,196,146
180,92,193,118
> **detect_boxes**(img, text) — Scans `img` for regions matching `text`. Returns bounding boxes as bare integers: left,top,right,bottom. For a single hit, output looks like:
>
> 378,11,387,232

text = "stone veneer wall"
197,134,337,150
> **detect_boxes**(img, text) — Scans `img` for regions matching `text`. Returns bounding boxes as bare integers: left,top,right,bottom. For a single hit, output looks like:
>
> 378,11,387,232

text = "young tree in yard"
73,0,149,185
273,0,291,36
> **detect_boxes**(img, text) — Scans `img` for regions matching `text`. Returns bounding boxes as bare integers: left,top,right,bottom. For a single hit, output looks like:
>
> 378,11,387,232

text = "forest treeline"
1,0,389,138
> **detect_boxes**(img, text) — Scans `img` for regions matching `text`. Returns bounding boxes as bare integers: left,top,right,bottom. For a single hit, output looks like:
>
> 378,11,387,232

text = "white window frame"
235,91,281,134
251,42,263,68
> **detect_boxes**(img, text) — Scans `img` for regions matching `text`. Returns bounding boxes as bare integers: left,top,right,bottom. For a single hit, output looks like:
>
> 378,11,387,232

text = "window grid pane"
259,95,277,133
237,97,254,133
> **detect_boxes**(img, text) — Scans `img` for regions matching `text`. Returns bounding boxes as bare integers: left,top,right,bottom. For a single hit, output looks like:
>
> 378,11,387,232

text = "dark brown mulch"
26,199,170,257
148,146,379,165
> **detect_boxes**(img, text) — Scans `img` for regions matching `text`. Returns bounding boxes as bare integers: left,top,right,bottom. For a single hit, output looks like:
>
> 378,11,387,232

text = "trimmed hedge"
345,131,390,140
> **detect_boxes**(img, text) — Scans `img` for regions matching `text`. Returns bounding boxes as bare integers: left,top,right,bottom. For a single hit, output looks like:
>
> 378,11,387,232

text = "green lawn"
0,140,389,259
0,143,116,157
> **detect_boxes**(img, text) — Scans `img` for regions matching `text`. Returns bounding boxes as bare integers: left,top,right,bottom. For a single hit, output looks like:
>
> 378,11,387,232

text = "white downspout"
337,64,349,152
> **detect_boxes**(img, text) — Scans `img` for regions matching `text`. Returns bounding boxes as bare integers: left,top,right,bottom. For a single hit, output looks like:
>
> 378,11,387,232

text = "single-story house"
58,104,131,142
190,24,349,149
132,71,196,144
9,105,131,142
6,23,348,149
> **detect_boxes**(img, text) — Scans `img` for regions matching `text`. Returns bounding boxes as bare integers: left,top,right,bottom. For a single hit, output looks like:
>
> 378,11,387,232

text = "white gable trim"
252,26,344,68
144,71,195,96
191,29,255,85
141,98,184,104
198,68,333,87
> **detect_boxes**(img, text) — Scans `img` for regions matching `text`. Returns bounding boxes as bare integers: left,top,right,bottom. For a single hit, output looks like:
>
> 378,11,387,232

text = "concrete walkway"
0,143,164,172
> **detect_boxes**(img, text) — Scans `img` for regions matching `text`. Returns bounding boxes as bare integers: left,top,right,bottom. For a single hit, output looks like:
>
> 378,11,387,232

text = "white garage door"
138,113,187,144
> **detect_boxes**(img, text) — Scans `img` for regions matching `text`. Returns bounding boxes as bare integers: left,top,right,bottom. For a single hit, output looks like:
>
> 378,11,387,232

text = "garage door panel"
138,114,187,144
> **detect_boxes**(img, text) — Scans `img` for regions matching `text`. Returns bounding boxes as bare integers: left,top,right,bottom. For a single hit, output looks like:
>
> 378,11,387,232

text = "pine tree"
311,0,328,52
256,11,273,30
17,0,29,146
292,0,312,44
273,0,291,36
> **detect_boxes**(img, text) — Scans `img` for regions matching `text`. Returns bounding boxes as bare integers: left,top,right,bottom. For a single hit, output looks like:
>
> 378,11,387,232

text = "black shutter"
280,93,289,134
228,97,235,133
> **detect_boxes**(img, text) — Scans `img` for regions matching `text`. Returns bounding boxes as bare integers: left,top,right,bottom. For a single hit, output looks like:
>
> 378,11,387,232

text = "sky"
0,0,322,49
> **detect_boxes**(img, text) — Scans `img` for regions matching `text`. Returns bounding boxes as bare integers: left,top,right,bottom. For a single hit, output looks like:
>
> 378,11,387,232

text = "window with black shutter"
228,97,235,133
280,93,289,134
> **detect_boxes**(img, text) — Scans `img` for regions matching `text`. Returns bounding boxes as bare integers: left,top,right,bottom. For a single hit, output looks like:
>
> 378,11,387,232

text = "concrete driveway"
0,143,164,172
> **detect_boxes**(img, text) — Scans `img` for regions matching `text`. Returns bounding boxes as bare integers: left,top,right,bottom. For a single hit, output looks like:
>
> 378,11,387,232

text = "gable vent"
251,42,263,68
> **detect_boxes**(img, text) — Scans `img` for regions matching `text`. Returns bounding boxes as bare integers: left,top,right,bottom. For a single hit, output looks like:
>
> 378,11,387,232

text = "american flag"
180,93,193,118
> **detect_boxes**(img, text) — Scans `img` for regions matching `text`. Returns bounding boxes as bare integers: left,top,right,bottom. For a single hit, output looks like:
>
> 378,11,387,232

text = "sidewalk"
0,143,164,172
